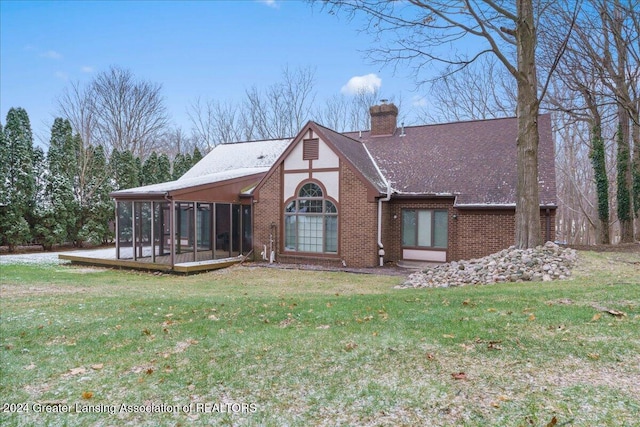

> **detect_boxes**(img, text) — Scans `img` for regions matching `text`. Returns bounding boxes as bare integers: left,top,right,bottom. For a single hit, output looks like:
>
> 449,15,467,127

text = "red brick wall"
452,209,515,261
254,166,557,266
337,165,379,267
369,103,398,136
252,165,282,261
452,208,556,260
382,201,557,263
253,162,380,268
384,199,456,262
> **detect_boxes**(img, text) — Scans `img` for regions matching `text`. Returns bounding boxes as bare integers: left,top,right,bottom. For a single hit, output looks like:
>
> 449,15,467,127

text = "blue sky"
1,0,427,146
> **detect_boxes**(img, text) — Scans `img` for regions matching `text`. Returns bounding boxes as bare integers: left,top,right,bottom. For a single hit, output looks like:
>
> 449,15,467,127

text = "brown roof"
310,122,388,193
343,114,556,206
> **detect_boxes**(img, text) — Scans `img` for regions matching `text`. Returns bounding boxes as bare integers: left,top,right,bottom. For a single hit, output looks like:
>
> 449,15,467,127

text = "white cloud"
81,66,95,73
41,50,63,60
258,0,279,8
55,71,69,80
341,74,382,95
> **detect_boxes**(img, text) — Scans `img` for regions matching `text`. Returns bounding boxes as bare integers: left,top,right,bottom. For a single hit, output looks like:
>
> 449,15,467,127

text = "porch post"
170,200,175,268
212,203,216,260
132,202,137,261
193,202,197,262
115,200,120,260
151,201,156,263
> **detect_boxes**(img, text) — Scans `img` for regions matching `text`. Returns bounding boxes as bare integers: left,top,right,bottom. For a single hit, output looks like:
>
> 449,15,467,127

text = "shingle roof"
111,138,290,197
181,138,291,180
344,114,556,206
111,115,556,207
110,167,270,197
311,122,388,193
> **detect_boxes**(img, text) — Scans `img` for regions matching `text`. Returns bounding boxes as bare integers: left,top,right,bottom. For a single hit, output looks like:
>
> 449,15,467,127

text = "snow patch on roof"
181,138,291,180
112,167,269,196
112,138,291,197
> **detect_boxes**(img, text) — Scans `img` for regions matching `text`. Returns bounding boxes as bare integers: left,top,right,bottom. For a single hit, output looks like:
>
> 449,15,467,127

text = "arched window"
284,182,338,253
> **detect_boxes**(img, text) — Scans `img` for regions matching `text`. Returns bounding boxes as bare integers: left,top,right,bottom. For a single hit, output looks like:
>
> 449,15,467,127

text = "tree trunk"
590,124,610,244
617,113,634,243
514,0,542,249
633,105,640,241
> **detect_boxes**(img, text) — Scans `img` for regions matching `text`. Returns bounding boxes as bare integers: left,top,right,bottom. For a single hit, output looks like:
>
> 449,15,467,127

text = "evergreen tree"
78,144,113,245
110,149,140,190
1,108,36,251
0,123,6,205
34,119,79,249
157,153,171,183
141,151,159,185
192,147,203,166
172,152,192,180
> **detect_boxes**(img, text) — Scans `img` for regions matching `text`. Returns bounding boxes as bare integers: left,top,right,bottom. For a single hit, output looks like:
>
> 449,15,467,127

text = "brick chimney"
369,101,398,136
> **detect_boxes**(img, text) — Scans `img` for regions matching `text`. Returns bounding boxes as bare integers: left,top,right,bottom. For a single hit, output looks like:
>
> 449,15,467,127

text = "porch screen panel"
197,203,212,251
176,202,194,256
215,203,230,257
135,202,152,259
117,201,133,259
231,204,241,256
154,202,171,257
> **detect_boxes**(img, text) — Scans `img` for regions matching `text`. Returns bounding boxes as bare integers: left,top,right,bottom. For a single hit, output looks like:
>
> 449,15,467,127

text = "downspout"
363,144,392,267
377,181,392,266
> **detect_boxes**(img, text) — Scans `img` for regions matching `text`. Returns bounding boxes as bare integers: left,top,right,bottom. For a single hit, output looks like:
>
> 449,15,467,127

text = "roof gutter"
363,143,392,267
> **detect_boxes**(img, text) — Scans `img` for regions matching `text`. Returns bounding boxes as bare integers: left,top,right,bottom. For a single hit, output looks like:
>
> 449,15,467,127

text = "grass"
0,250,639,426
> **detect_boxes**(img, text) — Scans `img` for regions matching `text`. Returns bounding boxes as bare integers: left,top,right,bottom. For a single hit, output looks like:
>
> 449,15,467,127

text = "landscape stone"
397,242,578,289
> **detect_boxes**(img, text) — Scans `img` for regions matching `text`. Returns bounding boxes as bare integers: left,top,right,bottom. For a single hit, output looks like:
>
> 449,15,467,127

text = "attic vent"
303,138,319,160
257,155,265,160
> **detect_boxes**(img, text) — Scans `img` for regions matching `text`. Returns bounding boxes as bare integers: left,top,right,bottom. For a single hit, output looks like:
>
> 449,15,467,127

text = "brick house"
110,102,556,271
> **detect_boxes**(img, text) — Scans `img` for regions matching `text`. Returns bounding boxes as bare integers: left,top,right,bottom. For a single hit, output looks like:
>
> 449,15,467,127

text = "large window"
402,209,448,248
284,182,338,253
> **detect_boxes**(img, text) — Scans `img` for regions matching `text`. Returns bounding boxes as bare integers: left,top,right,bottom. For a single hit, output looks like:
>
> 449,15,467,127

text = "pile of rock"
398,241,578,289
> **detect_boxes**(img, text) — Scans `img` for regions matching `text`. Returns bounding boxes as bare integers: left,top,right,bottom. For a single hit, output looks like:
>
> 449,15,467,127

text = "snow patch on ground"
0,252,70,266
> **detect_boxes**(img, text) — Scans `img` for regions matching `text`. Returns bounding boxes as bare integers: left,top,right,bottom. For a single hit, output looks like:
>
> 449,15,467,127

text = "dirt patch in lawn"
0,284,93,298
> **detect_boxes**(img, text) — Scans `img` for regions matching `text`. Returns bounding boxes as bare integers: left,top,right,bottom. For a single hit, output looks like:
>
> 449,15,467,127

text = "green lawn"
1,251,639,426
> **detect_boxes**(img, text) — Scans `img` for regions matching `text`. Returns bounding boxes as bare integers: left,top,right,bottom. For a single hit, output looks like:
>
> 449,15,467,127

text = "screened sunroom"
109,170,263,270
114,199,252,265
104,139,291,272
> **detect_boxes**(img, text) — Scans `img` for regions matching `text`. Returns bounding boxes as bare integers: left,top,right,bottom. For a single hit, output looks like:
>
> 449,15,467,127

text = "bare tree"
314,88,384,132
349,87,381,131
319,0,575,248
555,0,639,243
188,66,317,142
243,66,317,140
58,80,98,148
58,66,170,159
187,98,246,150
317,94,352,132
91,66,170,158
418,56,516,123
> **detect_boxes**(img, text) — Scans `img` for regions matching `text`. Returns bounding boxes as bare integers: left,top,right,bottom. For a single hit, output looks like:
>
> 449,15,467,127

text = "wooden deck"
58,248,245,274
